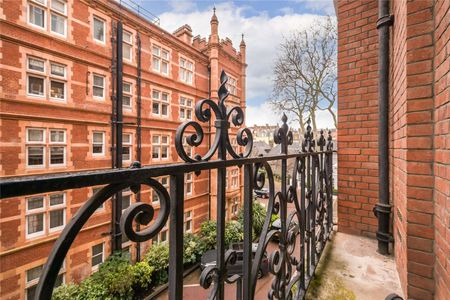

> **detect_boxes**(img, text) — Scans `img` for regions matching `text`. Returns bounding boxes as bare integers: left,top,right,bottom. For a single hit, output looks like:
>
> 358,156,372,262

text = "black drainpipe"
135,32,142,261
207,65,212,220
112,20,124,252
374,0,394,255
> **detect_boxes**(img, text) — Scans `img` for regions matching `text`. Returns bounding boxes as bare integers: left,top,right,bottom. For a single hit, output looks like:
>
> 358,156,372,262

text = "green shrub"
225,220,244,245
200,220,217,250
144,242,169,285
131,262,154,292
237,201,267,236
200,220,245,249
184,233,207,265
91,252,134,299
52,274,110,300
52,283,81,300
53,252,141,300
77,277,110,299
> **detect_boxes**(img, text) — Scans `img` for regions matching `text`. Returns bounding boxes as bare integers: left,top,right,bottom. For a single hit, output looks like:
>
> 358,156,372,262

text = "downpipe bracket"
373,203,394,252
376,14,394,28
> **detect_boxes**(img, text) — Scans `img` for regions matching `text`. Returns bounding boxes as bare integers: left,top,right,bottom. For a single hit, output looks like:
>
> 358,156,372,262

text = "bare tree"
270,16,337,132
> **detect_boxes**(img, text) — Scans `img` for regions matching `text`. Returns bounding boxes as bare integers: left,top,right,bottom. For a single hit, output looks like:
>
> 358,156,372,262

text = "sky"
134,0,336,128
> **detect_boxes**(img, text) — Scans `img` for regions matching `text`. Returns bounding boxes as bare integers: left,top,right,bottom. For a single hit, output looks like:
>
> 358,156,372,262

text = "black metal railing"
0,71,334,300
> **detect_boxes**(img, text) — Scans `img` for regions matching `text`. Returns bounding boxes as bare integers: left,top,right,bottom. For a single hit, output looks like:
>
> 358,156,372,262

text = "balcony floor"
155,231,402,299
306,232,403,300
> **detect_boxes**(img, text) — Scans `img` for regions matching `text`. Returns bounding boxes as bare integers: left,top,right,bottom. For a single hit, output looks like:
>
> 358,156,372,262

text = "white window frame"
49,129,66,167
26,196,46,238
91,242,104,271
48,193,66,233
151,89,170,117
27,75,46,98
92,73,105,100
179,96,193,120
28,1,47,30
27,57,46,98
25,192,66,239
49,62,66,101
179,57,194,85
122,133,132,162
184,210,193,233
92,131,105,156
152,134,170,160
152,45,170,76
49,0,67,37
27,0,68,38
26,128,67,169
185,172,193,196
26,56,67,101
226,76,238,95
122,82,133,109
122,30,133,62
93,16,106,44
26,128,46,168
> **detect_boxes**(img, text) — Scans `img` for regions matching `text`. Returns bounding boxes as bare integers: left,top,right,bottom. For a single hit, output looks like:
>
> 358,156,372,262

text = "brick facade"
433,0,449,298
337,0,449,299
0,1,246,299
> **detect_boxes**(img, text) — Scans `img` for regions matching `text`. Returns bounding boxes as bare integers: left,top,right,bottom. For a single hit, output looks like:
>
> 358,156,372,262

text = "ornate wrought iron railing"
0,71,334,300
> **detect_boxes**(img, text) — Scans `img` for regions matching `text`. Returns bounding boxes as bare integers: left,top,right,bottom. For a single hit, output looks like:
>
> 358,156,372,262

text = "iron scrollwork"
175,70,253,162
249,116,334,300
14,70,335,300
35,171,170,299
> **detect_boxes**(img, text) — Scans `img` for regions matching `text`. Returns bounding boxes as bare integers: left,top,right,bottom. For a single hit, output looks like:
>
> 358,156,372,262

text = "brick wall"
337,0,380,237
337,0,449,298
402,1,436,298
433,0,450,298
390,0,408,293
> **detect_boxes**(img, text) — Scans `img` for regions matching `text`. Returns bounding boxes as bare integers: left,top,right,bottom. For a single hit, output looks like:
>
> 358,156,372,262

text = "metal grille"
0,71,334,300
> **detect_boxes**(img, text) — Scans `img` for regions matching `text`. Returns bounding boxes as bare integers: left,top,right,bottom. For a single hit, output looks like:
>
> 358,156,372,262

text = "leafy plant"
131,262,154,292
200,220,245,248
225,220,244,246
91,252,134,299
144,242,169,285
200,220,218,250
184,233,207,265
237,201,267,236
52,283,82,300
52,252,155,300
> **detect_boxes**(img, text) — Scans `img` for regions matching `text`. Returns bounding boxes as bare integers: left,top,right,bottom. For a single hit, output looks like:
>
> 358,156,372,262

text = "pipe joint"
376,14,394,28
376,231,393,243
373,202,391,218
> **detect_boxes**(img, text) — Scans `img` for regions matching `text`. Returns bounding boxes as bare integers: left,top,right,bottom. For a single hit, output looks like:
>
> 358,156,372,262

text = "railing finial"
274,113,293,153
327,130,334,151
302,118,315,152
318,129,326,151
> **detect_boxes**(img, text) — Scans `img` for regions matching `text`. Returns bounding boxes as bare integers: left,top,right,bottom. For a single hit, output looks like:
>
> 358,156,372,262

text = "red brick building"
336,0,449,299
0,0,246,299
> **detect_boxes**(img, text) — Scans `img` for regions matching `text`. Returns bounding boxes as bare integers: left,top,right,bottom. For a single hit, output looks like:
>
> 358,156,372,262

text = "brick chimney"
173,24,193,44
